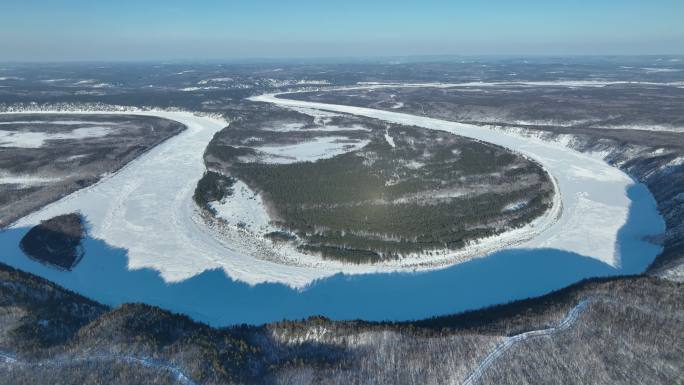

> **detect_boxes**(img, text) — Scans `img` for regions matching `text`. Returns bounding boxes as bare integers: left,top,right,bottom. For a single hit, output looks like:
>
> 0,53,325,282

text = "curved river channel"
0,97,665,326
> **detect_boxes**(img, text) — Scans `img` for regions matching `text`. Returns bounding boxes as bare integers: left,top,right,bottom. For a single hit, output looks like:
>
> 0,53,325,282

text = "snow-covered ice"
384,129,396,148
210,180,275,234
0,173,62,186
262,122,371,133
0,120,116,126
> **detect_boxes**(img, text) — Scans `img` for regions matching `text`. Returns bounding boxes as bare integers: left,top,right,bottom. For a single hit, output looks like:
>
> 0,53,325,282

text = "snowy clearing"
210,180,276,234
261,122,371,133
0,126,111,148
305,123,371,132
0,120,114,125
260,122,306,132
0,173,62,186
180,86,221,92
252,136,370,164
198,77,233,84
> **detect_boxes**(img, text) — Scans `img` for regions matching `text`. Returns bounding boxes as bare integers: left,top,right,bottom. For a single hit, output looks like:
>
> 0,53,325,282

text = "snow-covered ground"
0,173,62,186
253,136,369,164
0,126,111,148
210,180,276,234
260,122,306,132
261,122,370,133
384,128,396,148
198,77,233,84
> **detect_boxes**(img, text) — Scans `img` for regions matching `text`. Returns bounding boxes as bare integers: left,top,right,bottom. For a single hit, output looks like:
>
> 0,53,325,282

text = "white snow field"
253,136,370,164
0,125,111,148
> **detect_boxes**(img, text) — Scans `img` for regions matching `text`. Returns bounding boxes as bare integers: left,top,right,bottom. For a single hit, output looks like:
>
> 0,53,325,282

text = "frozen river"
0,102,664,326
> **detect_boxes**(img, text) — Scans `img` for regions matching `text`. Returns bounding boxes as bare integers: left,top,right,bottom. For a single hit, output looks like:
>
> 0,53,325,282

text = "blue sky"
1,0,683,61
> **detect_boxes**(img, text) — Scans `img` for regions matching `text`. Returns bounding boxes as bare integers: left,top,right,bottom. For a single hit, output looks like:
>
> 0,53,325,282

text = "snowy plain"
0,173,62,186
